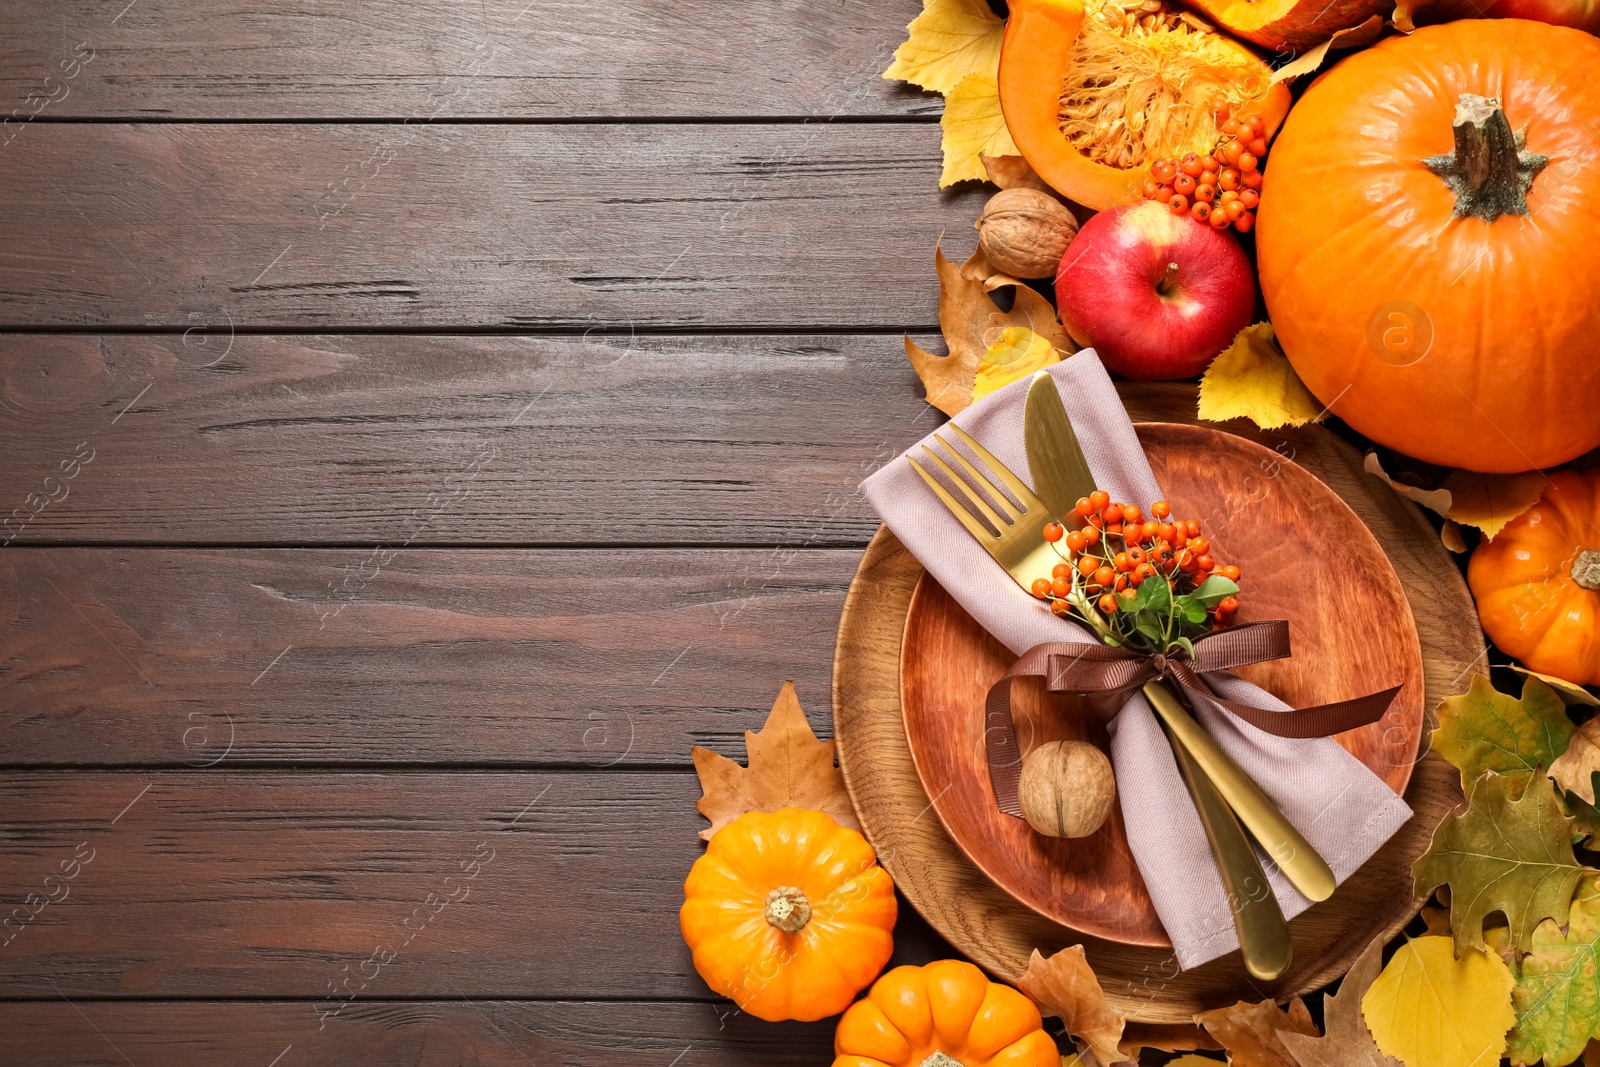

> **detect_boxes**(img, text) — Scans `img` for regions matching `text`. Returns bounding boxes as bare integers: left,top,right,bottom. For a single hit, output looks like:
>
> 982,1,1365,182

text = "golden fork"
908,426,1335,905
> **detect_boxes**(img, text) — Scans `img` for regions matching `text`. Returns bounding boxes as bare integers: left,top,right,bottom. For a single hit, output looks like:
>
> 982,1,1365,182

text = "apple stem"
1156,261,1180,295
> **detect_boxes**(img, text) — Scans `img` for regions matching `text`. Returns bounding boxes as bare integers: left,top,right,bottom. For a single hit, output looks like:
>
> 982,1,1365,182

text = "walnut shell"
1017,740,1115,838
975,188,1079,280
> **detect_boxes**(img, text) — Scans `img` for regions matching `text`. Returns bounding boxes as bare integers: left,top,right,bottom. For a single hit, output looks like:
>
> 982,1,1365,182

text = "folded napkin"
861,350,1413,969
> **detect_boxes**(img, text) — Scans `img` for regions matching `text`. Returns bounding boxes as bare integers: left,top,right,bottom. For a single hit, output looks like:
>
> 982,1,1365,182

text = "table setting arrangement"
676,1,1600,1065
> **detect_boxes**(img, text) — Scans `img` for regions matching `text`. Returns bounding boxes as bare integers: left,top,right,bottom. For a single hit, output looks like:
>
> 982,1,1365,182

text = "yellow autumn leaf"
1362,936,1516,1067
1197,323,1326,430
972,326,1061,402
882,0,1004,95
941,73,1018,187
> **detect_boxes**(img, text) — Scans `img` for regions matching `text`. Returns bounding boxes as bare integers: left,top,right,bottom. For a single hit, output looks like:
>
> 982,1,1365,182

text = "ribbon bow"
984,620,1400,818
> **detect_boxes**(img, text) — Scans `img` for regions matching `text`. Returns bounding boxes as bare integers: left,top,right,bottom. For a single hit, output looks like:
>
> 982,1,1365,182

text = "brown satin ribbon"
983,620,1401,818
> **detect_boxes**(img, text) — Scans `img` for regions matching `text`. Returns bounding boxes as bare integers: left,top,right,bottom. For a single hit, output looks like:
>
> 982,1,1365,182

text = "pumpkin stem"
764,886,812,934
1574,550,1600,592
1423,94,1549,222
919,1054,965,1067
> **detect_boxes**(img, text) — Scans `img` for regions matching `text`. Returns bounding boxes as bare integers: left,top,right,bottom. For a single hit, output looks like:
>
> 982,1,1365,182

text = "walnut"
1017,740,1116,838
975,188,1080,279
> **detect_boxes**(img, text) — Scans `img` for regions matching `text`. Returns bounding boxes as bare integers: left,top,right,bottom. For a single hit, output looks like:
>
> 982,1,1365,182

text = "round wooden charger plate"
900,422,1427,946
832,382,1485,1022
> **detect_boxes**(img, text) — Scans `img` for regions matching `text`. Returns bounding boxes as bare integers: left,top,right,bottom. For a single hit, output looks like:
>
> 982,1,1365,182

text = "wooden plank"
0,124,982,329
0,771,946,997
0,1000,840,1066
0,333,937,545
0,0,939,121
0,548,856,766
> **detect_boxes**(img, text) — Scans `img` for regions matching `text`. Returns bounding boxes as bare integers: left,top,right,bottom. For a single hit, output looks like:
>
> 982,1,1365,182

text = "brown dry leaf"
1195,996,1319,1067
1421,905,1453,936
960,246,1022,291
906,240,1072,416
1166,1057,1227,1067
1553,720,1600,805
1514,666,1600,709
1269,16,1385,84
1018,947,1129,1067
1391,0,1432,31
1121,1024,1222,1056
1441,520,1468,554
983,153,1054,192
691,681,860,841
1280,932,1401,1067
1363,454,1543,538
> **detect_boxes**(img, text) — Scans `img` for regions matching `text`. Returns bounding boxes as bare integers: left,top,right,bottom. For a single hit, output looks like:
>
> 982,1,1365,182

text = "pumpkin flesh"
1468,471,1600,687
999,0,1291,211
1256,19,1600,472
681,808,897,1023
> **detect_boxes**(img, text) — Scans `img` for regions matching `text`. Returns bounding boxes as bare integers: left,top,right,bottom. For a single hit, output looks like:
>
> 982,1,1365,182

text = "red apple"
1054,201,1255,381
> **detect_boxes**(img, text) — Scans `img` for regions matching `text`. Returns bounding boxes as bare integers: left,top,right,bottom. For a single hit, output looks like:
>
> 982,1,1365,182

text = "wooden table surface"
0,2,981,1062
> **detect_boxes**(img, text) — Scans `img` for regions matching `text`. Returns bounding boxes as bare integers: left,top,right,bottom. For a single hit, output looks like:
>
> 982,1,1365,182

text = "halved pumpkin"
999,0,1291,211
1179,0,1391,52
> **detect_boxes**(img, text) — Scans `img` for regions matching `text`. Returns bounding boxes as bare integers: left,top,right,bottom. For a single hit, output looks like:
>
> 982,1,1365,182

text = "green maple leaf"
1413,771,1586,955
1433,675,1573,793
1508,879,1600,1067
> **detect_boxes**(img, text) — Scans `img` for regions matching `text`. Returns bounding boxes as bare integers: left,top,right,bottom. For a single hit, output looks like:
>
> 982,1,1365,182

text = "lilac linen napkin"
861,349,1412,969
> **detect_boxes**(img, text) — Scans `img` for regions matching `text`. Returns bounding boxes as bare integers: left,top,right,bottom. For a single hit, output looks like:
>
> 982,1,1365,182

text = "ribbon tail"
1200,679,1401,739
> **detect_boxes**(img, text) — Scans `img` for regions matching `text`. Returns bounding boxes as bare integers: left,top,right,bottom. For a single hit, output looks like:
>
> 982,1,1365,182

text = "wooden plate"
899,422,1426,946
833,382,1482,1021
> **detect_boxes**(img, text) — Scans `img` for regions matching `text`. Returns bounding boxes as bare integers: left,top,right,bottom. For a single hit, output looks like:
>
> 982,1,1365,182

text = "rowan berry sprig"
1140,112,1268,234
1031,490,1242,656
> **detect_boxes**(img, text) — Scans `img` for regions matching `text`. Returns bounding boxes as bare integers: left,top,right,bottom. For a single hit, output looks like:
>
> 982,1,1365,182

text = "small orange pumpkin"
999,0,1290,211
680,808,896,1022
833,960,1059,1067
1468,470,1600,687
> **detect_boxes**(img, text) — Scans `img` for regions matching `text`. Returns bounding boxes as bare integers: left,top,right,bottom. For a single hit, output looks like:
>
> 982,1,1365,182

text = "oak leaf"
1413,771,1585,954
1432,674,1573,793
1194,995,1317,1067
691,681,860,841
1362,936,1515,1067
906,240,1072,416
1363,453,1543,539
1508,879,1600,1067
941,73,1019,187
1279,931,1400,1067
1556,721,1600,807
1559,772,1600,849
972,327,1062,403
882,0,1004,95
1018,947,1128,1066
1197,323,1326,430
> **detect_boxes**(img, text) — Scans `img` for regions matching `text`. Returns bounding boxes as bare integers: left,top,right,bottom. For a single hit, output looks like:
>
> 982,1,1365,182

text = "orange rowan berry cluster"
1140,113,1268,235
1034,491,1243,636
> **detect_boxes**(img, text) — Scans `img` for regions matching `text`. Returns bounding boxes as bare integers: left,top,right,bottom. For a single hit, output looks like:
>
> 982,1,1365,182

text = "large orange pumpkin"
1257,20,1600,473
1468,471,1600,687
833,961,1059,1067
999,0,1290,211
680,808,896,1022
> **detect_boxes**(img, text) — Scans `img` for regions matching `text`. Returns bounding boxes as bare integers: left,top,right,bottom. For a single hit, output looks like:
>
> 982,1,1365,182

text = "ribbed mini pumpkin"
1468,471,1600,687
832,960,1059,1067
680,807,896,1022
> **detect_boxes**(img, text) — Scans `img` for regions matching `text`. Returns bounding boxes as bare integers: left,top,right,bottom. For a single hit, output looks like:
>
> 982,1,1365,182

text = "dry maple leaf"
960,246,1022,292
691,681,860,841
1195,996,1319,1067
1017,947,1128,1067
1279,931,1401,1067
882,0,1004,95
1197,323,1326,430
1553,719,1600,805
1363,453,1544,539
941,73,1019,186
906,240,1072,417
